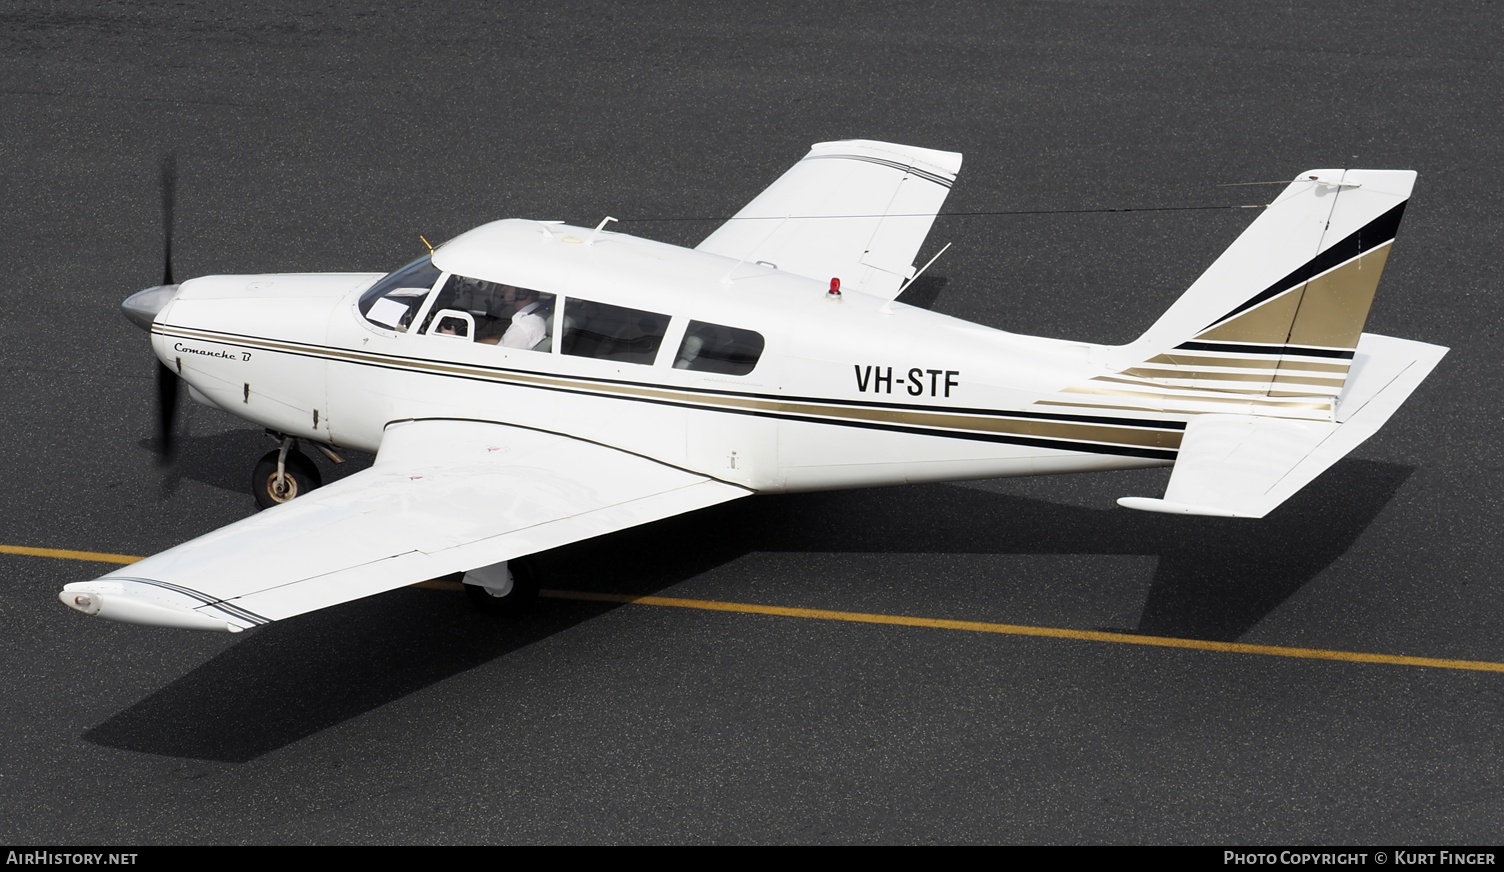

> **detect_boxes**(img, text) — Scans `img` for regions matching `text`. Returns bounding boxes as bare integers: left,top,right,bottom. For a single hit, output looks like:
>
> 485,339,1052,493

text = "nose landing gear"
252,434,323,510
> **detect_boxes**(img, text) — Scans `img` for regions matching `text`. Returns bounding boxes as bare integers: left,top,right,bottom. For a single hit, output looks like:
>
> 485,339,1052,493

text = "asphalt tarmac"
3,0,1502,845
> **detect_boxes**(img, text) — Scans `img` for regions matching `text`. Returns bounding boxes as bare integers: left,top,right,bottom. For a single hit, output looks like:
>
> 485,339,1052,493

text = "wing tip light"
59,583,245,633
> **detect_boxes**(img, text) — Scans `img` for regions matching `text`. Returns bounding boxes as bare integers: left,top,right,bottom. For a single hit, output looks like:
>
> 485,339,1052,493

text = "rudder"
1108,170,1415,420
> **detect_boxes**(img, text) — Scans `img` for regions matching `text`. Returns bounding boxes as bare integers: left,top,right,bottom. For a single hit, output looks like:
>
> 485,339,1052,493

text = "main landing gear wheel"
251,447,322,510
462,556,540,617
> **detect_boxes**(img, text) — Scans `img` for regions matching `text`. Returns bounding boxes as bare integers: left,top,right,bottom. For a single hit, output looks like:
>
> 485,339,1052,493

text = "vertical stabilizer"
1097,169,1447,518
1101,170,1414,420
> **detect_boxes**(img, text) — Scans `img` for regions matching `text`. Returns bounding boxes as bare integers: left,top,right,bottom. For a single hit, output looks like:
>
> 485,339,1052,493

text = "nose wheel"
252,439,323,510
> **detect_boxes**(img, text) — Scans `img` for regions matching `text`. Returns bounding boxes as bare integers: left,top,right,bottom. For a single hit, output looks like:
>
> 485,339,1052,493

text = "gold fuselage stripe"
1123,367,1346,387
1062,384,1332,412
1087,375,1336,400
159,325,1185,453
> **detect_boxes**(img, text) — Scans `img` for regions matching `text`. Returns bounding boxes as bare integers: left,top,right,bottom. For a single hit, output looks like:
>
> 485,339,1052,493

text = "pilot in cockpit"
499,289,548,349
440,276,551,350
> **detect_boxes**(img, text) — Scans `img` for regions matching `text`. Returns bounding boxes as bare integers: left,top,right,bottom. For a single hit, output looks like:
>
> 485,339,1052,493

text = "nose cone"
122,284,180,331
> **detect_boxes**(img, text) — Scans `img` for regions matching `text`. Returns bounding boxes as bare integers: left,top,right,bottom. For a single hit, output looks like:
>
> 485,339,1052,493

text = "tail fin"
1100,170,1448,517
1106,169,1414,416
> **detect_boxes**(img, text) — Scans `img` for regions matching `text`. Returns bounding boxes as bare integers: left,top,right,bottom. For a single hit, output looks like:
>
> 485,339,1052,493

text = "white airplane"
60,140,1446,633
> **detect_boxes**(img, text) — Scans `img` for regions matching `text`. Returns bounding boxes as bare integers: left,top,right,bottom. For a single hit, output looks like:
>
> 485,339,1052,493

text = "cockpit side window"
673,321,765,376
561,299,670,365
423,274,557,351
358,256,443,332
418,274,464,335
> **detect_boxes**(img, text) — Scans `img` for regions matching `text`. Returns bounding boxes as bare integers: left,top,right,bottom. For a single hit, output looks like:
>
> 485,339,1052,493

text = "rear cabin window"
357,256,443,332
561,299,669,365
673,321,765,376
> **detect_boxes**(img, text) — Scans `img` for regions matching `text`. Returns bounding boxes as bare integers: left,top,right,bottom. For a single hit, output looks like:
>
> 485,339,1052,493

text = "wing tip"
60,582,248,633
808,139,963,178
1116,497,1260,518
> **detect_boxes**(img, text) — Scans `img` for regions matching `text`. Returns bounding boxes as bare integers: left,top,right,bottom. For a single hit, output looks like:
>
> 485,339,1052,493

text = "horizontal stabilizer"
1118,333,1446,518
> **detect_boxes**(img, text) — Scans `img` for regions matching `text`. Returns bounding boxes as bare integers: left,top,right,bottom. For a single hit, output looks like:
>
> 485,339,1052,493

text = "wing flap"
223,476,740,623
696,140,961,299
64,420,749,629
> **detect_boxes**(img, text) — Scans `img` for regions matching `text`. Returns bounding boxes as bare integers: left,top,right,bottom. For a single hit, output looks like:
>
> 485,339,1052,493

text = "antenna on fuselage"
419,235,435,255
590,216,617,245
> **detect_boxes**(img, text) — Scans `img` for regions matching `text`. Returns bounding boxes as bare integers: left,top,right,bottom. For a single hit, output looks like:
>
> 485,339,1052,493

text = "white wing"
62,420,750,631
696,140,962,300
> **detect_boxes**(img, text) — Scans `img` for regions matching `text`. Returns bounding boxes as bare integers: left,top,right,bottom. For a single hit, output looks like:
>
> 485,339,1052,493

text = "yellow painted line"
10,544,1503,674
540,590,1504,675
0,544,142,564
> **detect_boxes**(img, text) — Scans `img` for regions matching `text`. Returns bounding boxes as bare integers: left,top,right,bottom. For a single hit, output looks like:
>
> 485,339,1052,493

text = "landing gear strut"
251,434,323,510
462,556,540,616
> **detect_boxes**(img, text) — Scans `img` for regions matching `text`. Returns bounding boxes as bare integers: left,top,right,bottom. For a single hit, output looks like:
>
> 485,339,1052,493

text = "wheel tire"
463,556,540,616
251,448,323,510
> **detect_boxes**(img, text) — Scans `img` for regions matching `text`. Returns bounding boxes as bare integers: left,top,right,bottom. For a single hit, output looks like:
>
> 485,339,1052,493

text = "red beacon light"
827,277,842,300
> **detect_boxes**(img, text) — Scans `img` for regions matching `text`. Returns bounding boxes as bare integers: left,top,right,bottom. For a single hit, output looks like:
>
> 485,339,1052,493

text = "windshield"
357,256,443,331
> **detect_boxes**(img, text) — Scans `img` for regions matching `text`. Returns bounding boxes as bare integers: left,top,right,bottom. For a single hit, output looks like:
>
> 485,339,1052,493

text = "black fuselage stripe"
159,327,1189,431
759,412,1177,459
1207,199,1407,328
161,327,1185,460
180,326,1181,426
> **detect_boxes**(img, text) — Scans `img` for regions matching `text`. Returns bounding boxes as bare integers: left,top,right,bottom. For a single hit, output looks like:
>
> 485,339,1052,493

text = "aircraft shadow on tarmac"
85,457,1410,762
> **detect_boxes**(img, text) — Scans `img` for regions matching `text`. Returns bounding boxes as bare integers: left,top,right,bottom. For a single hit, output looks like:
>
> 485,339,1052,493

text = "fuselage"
149,219,1179,493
